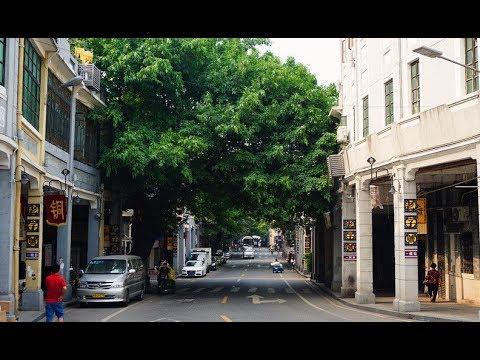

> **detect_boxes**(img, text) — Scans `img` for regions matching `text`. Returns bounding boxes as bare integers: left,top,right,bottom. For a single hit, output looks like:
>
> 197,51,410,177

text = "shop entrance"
372,207,395,294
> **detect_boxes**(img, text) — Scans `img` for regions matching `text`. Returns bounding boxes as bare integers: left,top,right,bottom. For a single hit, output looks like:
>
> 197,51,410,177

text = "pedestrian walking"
291,257,296,270
424,263,440,302
45,263,67,322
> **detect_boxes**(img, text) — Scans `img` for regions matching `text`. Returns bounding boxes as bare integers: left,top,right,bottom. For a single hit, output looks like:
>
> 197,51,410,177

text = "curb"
308,281,466,322
30,299,77,322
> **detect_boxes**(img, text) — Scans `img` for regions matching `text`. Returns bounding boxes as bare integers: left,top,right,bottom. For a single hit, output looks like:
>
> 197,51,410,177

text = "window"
22,40,41,129
411,60,420,114
75,102,98,166
0,38,5,86
46,71,71,151
362,96,369,137
465,38,478,94
385,79,394,125
460,232,473,274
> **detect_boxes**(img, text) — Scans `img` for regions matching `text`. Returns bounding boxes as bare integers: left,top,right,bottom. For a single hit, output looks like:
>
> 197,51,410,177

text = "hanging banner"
417,198,427,234
45,194,67,226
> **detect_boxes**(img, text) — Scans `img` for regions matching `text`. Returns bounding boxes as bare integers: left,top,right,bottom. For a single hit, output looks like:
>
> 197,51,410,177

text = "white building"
330,38,480,309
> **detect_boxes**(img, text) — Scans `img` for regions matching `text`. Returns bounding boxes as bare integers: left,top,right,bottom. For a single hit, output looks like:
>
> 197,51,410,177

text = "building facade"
330,38,480,309
0,38,107,312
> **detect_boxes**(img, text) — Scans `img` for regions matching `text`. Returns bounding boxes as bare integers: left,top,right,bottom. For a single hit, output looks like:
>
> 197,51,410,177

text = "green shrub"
304,252,312,273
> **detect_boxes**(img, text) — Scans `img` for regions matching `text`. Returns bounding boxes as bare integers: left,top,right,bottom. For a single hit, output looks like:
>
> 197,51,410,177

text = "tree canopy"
76,38,338,256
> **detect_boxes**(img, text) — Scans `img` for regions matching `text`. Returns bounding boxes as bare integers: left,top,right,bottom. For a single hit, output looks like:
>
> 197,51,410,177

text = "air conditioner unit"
327,154,345,178
452,206,469,222
336,126,348,144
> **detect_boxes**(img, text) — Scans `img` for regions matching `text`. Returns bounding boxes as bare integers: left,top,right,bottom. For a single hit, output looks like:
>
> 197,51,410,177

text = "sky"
264,38,341,87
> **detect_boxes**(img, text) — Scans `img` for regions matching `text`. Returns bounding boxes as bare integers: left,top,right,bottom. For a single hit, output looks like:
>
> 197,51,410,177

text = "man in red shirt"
45,263,67,322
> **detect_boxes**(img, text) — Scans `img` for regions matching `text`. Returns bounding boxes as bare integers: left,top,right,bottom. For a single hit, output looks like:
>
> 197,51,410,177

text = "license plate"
92,293,105,298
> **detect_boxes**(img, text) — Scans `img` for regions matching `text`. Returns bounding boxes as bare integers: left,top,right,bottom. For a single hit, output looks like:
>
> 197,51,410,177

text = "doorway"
372,206,395,294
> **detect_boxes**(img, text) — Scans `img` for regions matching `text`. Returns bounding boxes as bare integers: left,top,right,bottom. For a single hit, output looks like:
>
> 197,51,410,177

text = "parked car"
76,255,146,307
181,260,207,277
243,246,255,259
224,251,231,260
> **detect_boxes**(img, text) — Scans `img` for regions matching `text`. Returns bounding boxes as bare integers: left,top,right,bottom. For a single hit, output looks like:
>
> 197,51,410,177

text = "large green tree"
77,38,338,259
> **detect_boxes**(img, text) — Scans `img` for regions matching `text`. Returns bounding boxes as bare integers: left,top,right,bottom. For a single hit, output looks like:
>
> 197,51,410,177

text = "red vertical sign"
45,194,67,226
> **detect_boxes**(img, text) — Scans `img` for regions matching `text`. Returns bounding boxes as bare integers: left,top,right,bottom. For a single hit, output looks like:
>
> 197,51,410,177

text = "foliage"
79,38,338,257
303,252,312,273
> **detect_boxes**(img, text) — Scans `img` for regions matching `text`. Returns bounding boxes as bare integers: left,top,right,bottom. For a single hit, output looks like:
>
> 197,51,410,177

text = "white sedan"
182,260,207,277
243,247,255,259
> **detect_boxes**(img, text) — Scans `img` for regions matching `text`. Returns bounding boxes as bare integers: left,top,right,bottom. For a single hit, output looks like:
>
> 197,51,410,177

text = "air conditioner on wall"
451,206,469,222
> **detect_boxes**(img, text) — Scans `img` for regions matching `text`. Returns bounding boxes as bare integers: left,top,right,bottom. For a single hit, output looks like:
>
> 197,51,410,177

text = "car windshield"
85,259,126,274
185,261,198,267
190,254,204,261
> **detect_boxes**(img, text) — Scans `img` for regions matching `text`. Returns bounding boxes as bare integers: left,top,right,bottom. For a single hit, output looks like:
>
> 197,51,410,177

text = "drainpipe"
398,38,404,119
13,38,25,316
354,38,359,142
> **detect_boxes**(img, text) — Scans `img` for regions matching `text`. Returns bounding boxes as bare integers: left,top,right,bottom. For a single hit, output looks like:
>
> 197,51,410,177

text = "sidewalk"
302,272,480,322
17,299,77,322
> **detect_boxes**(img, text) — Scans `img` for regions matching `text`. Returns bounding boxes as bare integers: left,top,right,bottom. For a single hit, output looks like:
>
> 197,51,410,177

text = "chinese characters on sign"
343,219,357,261
27,204,40,216
26,203,40,250
404,199,418,258
304,234,311,253
404,233,418,246
45,194,67,226
417,198,427,234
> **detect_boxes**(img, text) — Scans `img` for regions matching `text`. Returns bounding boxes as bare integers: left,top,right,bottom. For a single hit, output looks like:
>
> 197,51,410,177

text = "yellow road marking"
221,296,228,304
220,314,232,322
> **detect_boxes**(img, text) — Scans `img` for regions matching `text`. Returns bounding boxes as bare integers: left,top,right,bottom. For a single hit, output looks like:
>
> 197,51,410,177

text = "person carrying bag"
424,263,440,302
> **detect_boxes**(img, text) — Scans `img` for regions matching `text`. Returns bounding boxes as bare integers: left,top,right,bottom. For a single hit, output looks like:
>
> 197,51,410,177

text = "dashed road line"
220,314,232,322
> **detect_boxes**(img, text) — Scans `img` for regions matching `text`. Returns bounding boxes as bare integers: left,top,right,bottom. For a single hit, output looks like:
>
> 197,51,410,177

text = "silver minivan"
76,255,146,307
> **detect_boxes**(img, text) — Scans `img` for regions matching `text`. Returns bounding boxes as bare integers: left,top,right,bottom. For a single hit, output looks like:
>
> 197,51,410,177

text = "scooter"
157,275,176,295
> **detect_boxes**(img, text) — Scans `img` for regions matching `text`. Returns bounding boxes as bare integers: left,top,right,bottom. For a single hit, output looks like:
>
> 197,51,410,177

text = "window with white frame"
22,39,41,130
362,96,369,137
385,79,394,125
465,38,478,94
0,38,5,86
411,60,420,114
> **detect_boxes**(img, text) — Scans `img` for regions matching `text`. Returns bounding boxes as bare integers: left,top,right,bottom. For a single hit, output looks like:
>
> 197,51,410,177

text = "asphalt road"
48,248,413,322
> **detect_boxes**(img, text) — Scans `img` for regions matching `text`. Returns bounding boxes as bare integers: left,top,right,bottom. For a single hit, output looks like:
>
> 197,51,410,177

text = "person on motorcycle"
167,264,176,291
157,261,169,290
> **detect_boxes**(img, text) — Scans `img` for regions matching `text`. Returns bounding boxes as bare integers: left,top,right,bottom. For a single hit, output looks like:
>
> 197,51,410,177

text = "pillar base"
21,289,44,311
331,280,342,292
393,298,421,312
340,286,356,298
355,291,375,304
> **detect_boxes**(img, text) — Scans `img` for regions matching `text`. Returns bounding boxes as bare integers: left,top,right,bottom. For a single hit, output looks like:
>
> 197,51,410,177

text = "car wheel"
122,290,130,307
136,285,145,301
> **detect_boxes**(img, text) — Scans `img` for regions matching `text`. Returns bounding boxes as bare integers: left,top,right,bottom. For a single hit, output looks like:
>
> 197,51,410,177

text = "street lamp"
14,165,30,185
413,46,480,73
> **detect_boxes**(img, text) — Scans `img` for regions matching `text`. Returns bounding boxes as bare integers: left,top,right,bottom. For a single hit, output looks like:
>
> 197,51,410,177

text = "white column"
341,187,357,297
355,177,375,304
393,167,420,311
